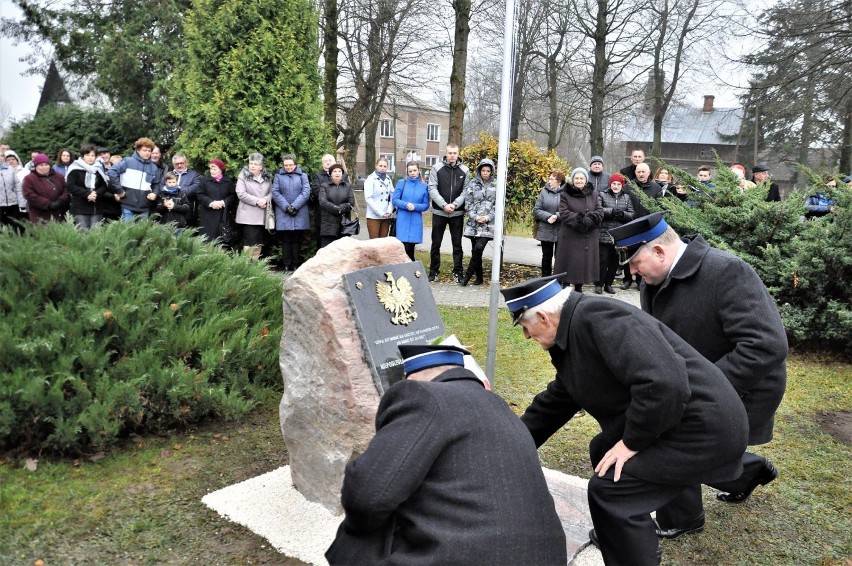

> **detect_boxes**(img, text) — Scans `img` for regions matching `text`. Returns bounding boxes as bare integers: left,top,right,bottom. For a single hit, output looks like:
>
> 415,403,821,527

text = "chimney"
703,95,715,112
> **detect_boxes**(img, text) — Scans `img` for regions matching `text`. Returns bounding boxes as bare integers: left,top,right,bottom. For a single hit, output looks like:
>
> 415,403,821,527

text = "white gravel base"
202,466,341,565
202,465,604,566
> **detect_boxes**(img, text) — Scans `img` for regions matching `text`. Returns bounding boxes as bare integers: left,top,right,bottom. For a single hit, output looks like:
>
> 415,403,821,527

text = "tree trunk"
365,118,379,174
840,97,852,175
341,129,359,182
509,49,527,141
322,0,339,140
449,0,471,145
588,0,608,156
794,81,815,187
547,56,559,151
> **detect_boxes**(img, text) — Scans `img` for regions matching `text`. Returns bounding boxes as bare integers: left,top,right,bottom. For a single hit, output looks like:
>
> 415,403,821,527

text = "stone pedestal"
279,237,411,512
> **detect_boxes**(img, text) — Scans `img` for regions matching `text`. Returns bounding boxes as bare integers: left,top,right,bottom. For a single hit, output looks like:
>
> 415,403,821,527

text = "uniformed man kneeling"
500,276,749,566
326,344,567,565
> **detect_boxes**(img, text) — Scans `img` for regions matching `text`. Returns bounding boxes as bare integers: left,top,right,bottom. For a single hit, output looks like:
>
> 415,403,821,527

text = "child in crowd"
157,172,191,232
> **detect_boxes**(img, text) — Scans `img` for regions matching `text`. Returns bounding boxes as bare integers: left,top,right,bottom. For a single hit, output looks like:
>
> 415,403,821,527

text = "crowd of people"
533,148,847,294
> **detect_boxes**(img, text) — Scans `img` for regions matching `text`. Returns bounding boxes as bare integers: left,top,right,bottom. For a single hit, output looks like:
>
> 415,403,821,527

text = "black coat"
626,179,663,216
197,175,236,242
65,167,114,216
327,368,567,565
639,235,788,444
553,183,603,284
521,293,749,486
318,180,355,237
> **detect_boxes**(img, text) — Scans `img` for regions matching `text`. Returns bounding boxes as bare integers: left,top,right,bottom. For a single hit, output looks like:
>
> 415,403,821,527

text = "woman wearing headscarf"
318,163,355,248
271,154,311,269
595,173,634,294
534,170,564,277
363,156,394,238
392,162,429,261
65,143,113,230
460,158,497,286
22,153,70,223
553,167,604,292
235,152,273,260
197,158,237,244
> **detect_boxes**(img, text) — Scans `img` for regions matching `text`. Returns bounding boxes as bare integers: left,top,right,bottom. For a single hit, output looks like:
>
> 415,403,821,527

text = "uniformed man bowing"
326,344,567,565
611,212,786,540
501,275,749,566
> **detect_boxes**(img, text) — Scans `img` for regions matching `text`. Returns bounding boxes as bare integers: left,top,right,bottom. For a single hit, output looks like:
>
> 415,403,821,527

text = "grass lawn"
2,307,850,565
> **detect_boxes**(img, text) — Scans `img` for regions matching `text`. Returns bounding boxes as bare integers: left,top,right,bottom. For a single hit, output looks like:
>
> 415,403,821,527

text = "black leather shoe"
589,529,662,559
472,278,483,285
461,273,472,287
620,280,633,290
594,286,603,294
654,514,705,539
716,460,778,503
429,273,438,282
604,285,616,294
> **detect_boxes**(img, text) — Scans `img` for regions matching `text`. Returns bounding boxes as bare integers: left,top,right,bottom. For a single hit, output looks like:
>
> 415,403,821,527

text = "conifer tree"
170,0,329,170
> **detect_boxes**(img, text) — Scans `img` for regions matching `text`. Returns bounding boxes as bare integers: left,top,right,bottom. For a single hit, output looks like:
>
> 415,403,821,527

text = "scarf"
66,158,108,190
212,174,223,182
376,170,387,181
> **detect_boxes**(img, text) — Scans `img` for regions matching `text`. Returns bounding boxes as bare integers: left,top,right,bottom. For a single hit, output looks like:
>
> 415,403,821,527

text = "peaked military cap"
499,274,565,325
398,344,469,376
608,211,670,265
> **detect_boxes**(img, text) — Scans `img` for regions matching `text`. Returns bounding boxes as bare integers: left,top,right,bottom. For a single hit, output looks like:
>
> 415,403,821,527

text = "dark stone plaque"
343,261,445,394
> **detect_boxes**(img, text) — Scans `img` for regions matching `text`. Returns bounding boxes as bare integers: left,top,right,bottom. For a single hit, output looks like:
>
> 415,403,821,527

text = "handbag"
340,210,360,237
217,205,235,244
388,216,397,237
264,200,276,232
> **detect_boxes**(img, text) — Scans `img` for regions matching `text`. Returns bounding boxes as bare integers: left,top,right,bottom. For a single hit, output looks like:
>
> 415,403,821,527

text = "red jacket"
22,170,70,223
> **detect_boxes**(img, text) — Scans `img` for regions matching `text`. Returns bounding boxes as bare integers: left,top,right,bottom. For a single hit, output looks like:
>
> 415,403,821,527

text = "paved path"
355,222,641,309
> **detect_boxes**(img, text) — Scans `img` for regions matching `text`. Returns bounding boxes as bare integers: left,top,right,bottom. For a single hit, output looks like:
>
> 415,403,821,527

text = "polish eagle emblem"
376,272,418,325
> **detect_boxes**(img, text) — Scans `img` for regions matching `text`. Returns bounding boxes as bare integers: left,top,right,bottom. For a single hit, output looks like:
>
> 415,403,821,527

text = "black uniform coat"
521,293,749,486
639,235,788,444
326,368,567,566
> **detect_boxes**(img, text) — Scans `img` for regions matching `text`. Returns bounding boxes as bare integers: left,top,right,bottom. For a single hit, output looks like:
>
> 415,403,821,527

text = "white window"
380,119,395,138
426,123,440,142
380,153,395,172
425,155,438,166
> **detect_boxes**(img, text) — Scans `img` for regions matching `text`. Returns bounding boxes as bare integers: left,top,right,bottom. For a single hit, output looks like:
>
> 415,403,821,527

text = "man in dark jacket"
588,155,611,193
611,212,787,540
752,163,781,201
619,148,645,181
326,344,567,565
501,275,749,566
171,153,202,226
427,144,469,283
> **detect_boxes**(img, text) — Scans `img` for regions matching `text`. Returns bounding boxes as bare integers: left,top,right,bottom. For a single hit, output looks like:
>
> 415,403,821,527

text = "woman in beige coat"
235,152,273,259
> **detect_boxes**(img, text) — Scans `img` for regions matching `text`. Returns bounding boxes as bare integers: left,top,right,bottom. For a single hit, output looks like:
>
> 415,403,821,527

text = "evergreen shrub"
0,220,283,454
461,133,570,224
643,160,851,354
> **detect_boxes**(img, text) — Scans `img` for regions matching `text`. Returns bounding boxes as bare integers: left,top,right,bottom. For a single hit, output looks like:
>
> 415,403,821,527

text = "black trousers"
588,469,682,566
429,214,464,277
279,229,305,268
464,236,490,280
402,242,416,261
0,205,26,235
597,243,619,286
655,451,769,528
541,240,556,276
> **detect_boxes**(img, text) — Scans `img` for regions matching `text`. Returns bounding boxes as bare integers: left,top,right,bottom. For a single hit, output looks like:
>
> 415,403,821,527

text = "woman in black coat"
65,143,114,230
318,163,355,248
553,167,604,292
595,173,634,294
197,158,237,244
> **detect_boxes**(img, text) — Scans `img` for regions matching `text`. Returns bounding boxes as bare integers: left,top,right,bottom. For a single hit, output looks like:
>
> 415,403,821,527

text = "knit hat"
328,163,345,175
590,155,604,165
571,167,589,182
209,158,227,172
609,173,627,186
32,153,50,166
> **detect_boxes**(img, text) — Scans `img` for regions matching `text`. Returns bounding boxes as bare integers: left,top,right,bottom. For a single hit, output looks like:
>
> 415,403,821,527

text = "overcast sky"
1,0,753,127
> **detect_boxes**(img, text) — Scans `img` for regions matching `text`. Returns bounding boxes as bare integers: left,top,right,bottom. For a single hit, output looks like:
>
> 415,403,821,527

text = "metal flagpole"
485,0,517,382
